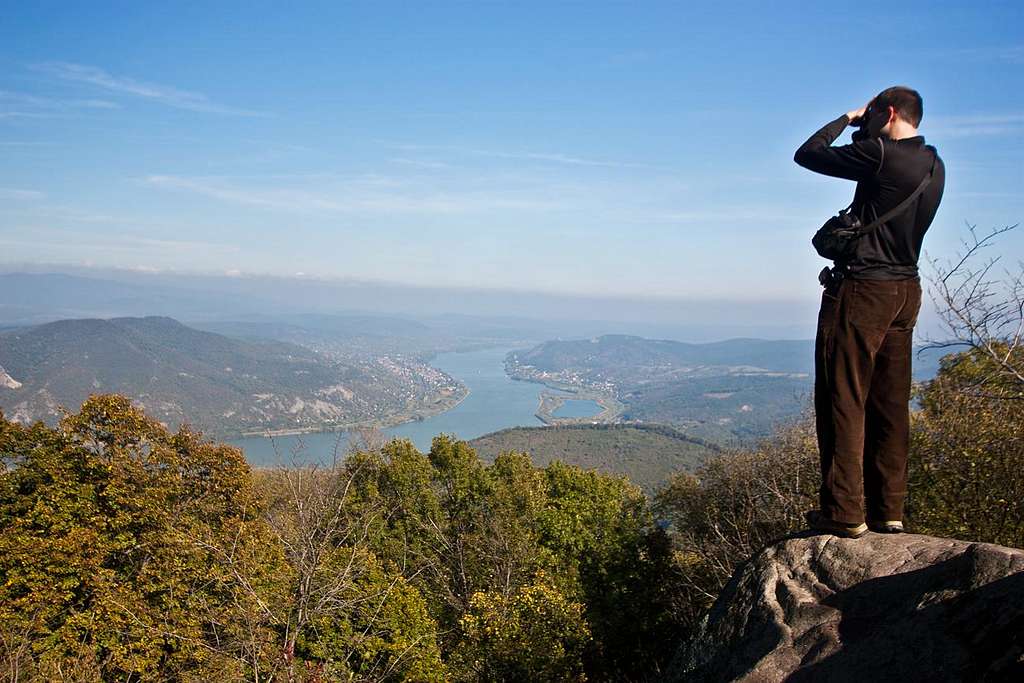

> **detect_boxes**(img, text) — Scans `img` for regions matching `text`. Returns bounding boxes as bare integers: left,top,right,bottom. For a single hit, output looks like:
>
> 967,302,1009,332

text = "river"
230,345,552,466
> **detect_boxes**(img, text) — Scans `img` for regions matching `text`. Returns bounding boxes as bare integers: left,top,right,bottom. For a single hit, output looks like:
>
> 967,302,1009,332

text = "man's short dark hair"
872,86,923,127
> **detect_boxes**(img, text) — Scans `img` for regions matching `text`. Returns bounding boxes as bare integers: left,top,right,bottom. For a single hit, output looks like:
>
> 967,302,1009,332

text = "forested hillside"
469,423,719,492
0,316,464,437
507,335,813,441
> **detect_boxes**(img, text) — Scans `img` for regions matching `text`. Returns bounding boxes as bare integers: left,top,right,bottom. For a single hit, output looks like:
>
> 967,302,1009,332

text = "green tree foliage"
909,348,1024,548
0,397,446,682
256,459,445,683
910,224,1023,548
538,461,683,681
457,570,590,682
654,416,819,627
344,435,685,681
294,548,445,682
0,395,286,680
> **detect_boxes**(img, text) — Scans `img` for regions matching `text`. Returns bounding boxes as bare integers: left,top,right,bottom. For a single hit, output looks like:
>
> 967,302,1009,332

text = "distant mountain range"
0,316,465,437
512,334,815,376
0,272,253,325
0,270,820,341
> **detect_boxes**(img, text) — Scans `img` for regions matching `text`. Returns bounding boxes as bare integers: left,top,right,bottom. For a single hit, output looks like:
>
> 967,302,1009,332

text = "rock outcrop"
0,364,21,390
667,531,1024,682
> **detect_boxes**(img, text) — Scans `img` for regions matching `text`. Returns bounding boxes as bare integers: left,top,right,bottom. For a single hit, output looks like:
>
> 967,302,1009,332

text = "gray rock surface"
667,531,1024,682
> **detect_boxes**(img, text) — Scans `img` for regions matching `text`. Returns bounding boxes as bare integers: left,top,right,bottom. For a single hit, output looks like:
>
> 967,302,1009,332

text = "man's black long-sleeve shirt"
795,114,945,279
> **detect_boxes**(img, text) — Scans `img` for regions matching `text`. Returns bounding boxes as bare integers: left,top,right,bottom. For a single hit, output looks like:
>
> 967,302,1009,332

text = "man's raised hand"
846,101,871,126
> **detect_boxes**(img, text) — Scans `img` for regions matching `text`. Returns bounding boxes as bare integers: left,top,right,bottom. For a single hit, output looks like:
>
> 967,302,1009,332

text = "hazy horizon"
1,264,958,343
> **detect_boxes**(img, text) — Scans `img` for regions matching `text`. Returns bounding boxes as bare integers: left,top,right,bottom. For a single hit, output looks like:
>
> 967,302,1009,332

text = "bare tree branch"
922,223,1024,395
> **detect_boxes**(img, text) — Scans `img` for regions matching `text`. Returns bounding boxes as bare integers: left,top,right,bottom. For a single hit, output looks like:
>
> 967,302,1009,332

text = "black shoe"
805,510,867,539
867,519,904,534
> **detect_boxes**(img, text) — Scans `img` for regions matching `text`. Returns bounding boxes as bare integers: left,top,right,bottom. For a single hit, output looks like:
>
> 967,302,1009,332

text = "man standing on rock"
794,86,945,538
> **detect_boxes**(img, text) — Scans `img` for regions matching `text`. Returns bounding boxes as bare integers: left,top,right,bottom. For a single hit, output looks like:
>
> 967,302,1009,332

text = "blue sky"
1,0,1022,302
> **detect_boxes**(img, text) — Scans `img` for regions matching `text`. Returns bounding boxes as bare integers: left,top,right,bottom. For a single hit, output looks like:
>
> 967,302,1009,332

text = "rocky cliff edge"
668,531,1024,682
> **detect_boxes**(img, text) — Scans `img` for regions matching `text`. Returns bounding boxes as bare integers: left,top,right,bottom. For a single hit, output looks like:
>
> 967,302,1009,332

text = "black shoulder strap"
858,149,937,235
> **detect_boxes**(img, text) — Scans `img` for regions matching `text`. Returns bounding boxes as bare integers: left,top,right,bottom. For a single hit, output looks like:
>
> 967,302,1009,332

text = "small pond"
552,398,603,419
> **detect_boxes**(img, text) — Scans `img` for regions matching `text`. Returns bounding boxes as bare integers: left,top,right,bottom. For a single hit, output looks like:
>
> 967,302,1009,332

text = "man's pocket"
848,280,901,331
817,280,844,332
894,280,923,330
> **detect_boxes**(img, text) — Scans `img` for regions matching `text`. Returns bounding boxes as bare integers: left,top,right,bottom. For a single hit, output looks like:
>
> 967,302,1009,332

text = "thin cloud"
0,188,44,200
472,148,650,168
607,50,654,66
0,89,118,109
2,205,119,223
117,234,243,253
0,90,52,107
950,191,1024,200
390,157,453,170
32,62,266,116
145,174,302,209
0,111,60,120
909,45,1024,66
388,142,652,168
143,174,559,214
0,229,240,255
928,113,1024,139
948,45,1024,64
76,99,121,109
652,208,806,224
239,139,317,154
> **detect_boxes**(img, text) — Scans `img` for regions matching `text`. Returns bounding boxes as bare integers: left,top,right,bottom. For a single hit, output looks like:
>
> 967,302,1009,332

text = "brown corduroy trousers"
814,276,922,524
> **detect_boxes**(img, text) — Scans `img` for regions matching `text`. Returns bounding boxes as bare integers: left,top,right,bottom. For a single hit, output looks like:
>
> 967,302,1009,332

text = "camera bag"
812,149,937,262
